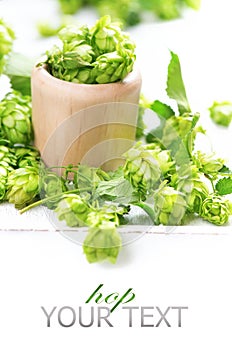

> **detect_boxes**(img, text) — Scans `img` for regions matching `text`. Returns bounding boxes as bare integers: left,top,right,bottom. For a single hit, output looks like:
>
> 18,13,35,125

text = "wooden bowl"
31,65,142,171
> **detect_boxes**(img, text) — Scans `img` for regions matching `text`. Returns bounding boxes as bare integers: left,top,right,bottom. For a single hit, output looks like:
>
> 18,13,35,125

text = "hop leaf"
166,51,191,114
215,177,232,196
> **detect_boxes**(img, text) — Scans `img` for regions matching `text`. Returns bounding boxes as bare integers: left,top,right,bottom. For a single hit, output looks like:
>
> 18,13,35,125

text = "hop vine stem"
19,187,92,214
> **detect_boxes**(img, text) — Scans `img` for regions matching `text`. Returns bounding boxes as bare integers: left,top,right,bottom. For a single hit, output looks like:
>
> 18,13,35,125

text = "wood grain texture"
32,66,142,171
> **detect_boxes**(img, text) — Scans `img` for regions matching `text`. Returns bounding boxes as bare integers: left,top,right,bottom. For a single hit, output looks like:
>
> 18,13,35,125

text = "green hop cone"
55,193,90,227
0,18,15,74
0,90,33,146
46,43,94,83
14,146,40,168
162,113,199,147
40,171,67,209
91,43,135,84
90,15,124,55
144,143,175,176
0,178,6,201
200,194,232,225
58,24,91,44
0,144,17,167
154,182,187,225
193,151,224,176
58,0,82,15
45,16,136,84
0,161,13,201
83,204,124,264
83,222,121,264
95,0,141,27
0,144,17,201
209,101,232,127
172,164,209,214
6,166,40,209
123,142,164,197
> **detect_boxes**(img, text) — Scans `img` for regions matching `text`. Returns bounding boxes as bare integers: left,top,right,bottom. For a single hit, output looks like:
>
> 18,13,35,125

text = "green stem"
133,202,155,223
20,187,91,214
204,174,215,192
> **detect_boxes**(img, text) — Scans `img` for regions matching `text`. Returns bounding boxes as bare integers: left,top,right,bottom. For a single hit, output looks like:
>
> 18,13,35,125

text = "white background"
1,0,232,349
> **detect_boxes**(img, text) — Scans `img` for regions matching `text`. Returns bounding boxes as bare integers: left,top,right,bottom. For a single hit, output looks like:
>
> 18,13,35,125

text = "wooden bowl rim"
33,64,141,91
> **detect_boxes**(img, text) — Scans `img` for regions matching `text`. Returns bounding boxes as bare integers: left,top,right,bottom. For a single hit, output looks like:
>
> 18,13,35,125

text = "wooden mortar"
31,65,142,171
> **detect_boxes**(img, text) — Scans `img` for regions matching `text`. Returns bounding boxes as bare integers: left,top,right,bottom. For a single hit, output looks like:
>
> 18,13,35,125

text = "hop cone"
96,0,141,27
209,101,232,127
123,142,163,196
45,16,136,84
194,151,224,176
0,144,17,201
172,164,209,214
91,44,135,84
200,194,232,226
0,91,32,146
162,113,199,146
58,0,82,15
154,182,187,225
6,166,39,208
83,222,121,264
14,146,40,168
40,171,67,209
145,143,175,176
55,193,90,227
58,24,91,44
90,15,125,55
0,19,15,73
47,43,95,83
83,204,125,264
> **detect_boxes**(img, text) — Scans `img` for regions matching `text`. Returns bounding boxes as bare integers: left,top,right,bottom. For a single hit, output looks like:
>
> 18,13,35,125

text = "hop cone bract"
55,193,90,227
200,194,232,226
154,182,187,225
0,91,33,146
6,166,39,208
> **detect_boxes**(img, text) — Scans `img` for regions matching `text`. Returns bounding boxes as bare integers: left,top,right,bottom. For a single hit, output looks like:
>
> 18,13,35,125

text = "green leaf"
9,76,31,96
4,52,36,96
216,177,232,195
150,100,175,119
96,177,135,203
166,51,191,114
219,165,232,174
